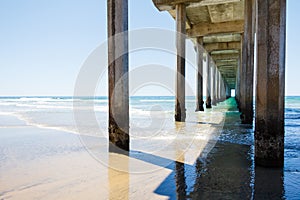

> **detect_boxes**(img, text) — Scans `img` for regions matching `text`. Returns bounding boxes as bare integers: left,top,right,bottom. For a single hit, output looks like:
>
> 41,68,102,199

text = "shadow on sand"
152,98,285,199
108,98,285,199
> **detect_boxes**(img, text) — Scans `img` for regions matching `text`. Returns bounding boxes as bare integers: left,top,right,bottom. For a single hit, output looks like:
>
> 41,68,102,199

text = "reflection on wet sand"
190,143,253,199
107,139,285,199
175,149,186,200
139,100,284,199
79,101,286,200
175,160,186,200
254,167,284,199
152,143,253,199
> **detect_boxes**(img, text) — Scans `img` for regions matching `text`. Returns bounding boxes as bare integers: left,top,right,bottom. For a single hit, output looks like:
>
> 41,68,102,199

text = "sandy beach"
0,98,225,200
0,98,299,199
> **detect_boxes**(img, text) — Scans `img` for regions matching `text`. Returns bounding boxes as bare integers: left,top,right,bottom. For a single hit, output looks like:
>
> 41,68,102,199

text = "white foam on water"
0,111,16,116
19,97,56,102
139,99,175,102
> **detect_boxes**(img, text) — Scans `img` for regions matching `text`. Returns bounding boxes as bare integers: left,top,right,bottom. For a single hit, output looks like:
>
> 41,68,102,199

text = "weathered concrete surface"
240,0,254,124
211,64,217,106
196,37,205,111
206,55,212,108
152,0,245,90
187,20,244,37
152,0,287,168
216,70,220,103
108,0,129,151
255,0,286,167
239,35,245,113
235,55,241,106
225,82,231,99
204,41,241,52
220,73,225,100
175,3,187,122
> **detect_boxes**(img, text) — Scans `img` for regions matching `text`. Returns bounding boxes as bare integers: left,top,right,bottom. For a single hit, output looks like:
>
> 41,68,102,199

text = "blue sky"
0,0,299,96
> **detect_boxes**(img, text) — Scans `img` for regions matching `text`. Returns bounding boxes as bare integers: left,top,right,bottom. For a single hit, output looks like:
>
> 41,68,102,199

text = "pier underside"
107,0,286,167
151,0,286,168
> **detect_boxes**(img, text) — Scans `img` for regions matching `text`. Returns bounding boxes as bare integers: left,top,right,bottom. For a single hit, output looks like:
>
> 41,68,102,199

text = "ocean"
0,96,299,199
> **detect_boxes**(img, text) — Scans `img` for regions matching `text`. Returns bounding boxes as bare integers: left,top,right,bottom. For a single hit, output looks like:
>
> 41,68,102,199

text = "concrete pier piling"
222,81,226,101
211,64,217,106
225,83,231,99
216,70,220,104
255,0,286,167
235,55,241,107
241,0,255,124
107,0,129,152
206,55,212,109
138,0,288,167
218,71,223,101
175,3,186,122
196,37,205,112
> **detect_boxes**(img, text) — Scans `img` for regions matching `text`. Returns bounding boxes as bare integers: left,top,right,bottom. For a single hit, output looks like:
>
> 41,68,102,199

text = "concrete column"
223,83,226,100
226,83,231,99
255,0,286,167
196,37,204,111
206,55,212,108
241,38,247,114
235,55,241,106
108,0,129,151
219,72,221,102
211,64,217,106
235,70,239,101
175,3,186,122
216,70,220,103
241,0,255,124
220,80,224,101
224,83,228,99
239,48,244,113
221,78,225,101
225,86,227,100
219,72,223,101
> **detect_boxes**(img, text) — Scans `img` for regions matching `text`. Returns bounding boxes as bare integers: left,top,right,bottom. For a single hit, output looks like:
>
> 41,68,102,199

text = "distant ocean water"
0,96,300,143
0,96,299,198
0,95,299,155
0,96,213,137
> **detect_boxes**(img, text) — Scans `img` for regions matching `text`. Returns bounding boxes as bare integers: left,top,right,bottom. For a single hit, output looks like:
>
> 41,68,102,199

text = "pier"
107,0,286,167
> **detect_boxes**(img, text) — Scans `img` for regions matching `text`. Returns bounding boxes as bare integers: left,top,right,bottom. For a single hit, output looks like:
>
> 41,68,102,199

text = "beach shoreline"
1,97,299,199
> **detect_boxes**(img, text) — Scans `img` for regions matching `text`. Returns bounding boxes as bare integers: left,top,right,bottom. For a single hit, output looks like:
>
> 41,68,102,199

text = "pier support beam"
206,55,212,108
255,0,286,167
175,3,186,122
219,72,223,101
222,83,226,101
211,64,217,106
107,0,129,152
220,73,224,101
241,0,255,124
235,55,241,107
216,70,220,103
239,43,245,113
226,83,231,99
221,80,226,101
196,37,204,111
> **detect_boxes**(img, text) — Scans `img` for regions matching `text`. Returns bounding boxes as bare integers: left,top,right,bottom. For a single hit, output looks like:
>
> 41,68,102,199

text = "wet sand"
0,105,219,199
0,127,222,200
0,98,299,199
